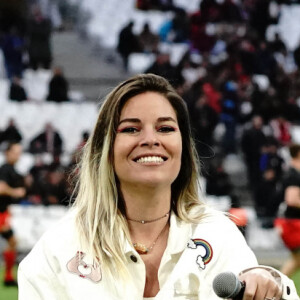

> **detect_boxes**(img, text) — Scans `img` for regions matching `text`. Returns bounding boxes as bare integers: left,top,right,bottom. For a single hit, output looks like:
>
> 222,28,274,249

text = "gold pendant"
133,243,149,254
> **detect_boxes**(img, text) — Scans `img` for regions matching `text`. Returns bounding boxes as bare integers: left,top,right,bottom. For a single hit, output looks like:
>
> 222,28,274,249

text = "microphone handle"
232,281,246,300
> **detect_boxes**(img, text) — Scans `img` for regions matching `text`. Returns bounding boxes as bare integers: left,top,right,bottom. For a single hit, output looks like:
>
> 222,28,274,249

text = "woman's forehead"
119,92,177,119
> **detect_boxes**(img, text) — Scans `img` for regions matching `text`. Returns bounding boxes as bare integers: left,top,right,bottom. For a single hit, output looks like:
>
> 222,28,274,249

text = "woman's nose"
139,129,160,147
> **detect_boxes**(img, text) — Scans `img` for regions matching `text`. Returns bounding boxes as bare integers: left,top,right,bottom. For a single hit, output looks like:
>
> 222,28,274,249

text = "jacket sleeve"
18,236,68,300
196,216,259,299
18,267,44,300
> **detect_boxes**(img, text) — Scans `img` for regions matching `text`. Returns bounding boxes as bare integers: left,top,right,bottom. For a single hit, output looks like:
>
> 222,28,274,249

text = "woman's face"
114,92,182,190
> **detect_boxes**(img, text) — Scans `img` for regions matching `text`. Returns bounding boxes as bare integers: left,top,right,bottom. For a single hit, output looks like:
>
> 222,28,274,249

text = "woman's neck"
121,184,171,221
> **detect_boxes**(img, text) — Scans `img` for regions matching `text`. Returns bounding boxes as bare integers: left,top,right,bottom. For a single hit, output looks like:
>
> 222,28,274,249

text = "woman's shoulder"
188,207,254,256
43,209,77,241
29,208,78,255
190,207,242,237
19,209,79,278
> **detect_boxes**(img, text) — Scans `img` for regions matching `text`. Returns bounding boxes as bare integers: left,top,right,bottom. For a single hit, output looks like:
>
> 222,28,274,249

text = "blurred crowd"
115,0,300,227
0,128,89,207
0,0,80,203
0,0,70,102
2,0,300,218
0,0,300,286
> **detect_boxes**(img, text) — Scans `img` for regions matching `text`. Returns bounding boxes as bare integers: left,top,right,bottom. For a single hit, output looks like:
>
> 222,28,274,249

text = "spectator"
259,137,284,183
158,19,173,42
254,167,279,220
241,115,267,188
0,26,25,79
270,115,292,146
46,66,69,102
189,1,219,53
198,0,221,23
9,76,27,101
138,23,159,53
146,52,184,87
202,82,222,114
162,17,190,46
220,81,239,154
205,155,234,198
189,93,219,158
219,0,243,23
27,5,52,70
253,41,277,81
238,38,257,76
171,9,190,43
117,21,141,71
249,0,275,40
29,123,63,155
26,154,70,206
41,164,69,206
0,118,22,145
26,156,49,204
189,19,216,53
0,142,26,286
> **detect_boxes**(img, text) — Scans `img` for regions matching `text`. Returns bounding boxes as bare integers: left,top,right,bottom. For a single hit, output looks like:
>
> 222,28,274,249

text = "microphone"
213,272,245,299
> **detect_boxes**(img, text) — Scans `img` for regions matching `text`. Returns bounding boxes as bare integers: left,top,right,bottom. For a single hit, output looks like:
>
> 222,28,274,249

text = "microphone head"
213,271,243,298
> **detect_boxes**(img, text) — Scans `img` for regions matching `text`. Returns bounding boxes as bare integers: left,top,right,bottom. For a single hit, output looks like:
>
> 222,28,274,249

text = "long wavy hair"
73,73,207,279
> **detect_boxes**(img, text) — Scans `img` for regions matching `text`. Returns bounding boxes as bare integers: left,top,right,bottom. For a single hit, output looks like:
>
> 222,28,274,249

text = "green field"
293,269,300,295
0,266,17,300
0,267,299,300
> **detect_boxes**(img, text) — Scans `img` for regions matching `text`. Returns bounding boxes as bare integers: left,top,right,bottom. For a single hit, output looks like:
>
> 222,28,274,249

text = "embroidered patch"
187,239,213,270
67,251,102,282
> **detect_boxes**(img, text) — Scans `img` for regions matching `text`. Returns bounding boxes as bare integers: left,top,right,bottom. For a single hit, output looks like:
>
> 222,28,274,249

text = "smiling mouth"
134,156,167,163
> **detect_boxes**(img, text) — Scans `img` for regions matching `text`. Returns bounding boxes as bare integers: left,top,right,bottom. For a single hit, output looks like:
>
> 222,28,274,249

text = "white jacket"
18,210,299,299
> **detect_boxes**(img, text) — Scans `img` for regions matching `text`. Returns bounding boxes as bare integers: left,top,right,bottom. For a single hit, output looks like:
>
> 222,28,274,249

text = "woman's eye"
158,126,176,133
118,127,139,133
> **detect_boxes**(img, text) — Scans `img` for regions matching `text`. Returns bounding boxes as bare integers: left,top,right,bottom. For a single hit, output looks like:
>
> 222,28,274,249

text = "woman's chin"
126,177,172,189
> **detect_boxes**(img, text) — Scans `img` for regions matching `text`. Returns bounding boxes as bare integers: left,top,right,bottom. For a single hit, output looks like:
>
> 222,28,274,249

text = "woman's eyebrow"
118,117,177,125
118,118,141,125
157,117,177,123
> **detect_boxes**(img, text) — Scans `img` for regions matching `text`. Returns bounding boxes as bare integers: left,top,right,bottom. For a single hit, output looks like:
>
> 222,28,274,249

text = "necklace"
133,221,169,254
127,210,170,224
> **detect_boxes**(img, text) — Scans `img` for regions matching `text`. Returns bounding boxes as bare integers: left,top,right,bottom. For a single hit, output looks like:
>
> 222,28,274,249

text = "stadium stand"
3,0,300,273
0,101,98,157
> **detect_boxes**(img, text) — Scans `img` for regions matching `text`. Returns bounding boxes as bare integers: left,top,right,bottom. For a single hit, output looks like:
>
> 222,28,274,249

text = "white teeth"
136,156,164,163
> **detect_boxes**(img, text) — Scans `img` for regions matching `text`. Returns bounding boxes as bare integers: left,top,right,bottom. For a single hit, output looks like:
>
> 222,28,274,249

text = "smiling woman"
114,92,182,192
17,74,299,300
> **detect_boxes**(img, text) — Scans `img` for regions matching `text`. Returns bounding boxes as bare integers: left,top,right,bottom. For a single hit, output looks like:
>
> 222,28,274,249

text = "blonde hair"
73,74,207,280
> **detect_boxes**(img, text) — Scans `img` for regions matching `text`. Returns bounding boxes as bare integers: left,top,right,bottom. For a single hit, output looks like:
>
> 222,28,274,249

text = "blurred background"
1,0,300,298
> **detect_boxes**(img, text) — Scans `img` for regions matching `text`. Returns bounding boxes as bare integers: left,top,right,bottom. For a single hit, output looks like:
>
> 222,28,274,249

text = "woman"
18,74,298,299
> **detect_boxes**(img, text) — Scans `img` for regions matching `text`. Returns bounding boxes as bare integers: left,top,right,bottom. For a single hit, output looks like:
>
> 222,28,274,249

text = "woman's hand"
238,268,282,300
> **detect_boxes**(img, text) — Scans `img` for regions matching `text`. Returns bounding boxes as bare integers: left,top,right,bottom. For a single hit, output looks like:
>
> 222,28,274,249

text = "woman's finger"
239,269,282,300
